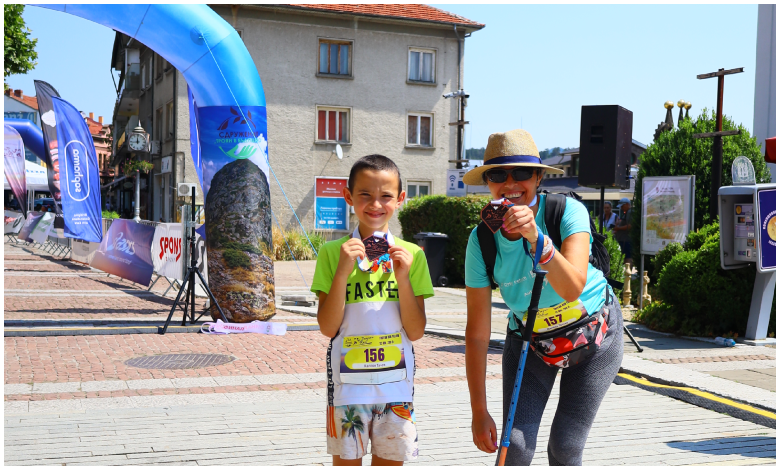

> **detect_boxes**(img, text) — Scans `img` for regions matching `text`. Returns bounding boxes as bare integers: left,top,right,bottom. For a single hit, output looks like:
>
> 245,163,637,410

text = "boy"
311,155,434,466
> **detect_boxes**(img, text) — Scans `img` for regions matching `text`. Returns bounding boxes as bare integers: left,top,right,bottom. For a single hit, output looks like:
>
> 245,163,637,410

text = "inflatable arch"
37,4,275,321
4,118,46,161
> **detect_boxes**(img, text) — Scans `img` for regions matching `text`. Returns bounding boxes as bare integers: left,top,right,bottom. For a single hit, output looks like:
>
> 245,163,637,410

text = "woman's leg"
547,299,624,466
497,329,559,466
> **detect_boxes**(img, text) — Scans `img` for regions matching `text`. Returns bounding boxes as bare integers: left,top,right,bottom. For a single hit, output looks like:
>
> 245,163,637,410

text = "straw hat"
462,129,565,185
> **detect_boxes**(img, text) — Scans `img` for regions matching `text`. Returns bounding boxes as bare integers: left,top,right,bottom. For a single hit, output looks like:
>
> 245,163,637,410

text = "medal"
357,231,393,273
481,198,514,233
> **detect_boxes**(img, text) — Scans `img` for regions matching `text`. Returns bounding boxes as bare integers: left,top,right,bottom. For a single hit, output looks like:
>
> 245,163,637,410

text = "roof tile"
292,4,483,27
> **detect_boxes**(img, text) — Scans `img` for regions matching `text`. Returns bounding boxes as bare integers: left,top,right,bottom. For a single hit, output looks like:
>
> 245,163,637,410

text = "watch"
129,133,147,151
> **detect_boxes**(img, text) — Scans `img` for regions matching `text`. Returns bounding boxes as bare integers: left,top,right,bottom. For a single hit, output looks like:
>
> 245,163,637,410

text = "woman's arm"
466,285,498,454
532,232,590,302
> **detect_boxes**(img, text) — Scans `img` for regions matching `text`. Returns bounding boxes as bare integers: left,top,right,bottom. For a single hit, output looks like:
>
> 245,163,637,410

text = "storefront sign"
315,177,348,230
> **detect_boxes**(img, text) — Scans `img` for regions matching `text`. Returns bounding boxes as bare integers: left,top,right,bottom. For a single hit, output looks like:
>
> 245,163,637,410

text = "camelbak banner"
51,97,102,243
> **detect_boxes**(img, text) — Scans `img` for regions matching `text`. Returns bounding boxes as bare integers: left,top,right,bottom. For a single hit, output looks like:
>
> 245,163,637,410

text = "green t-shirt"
311,230,434,406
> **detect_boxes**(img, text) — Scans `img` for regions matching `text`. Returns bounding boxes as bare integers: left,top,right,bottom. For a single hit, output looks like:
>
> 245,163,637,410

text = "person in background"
613,197,632,265
601,201,618,232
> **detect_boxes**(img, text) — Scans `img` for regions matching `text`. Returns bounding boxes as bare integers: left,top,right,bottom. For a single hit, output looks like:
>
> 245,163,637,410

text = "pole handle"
498,446,508,466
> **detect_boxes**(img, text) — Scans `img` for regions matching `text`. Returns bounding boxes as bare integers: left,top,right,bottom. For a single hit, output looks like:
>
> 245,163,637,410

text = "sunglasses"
482,167,537,184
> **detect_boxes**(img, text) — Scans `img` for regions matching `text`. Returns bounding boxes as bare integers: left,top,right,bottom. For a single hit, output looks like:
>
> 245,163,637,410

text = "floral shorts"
326,402,418,461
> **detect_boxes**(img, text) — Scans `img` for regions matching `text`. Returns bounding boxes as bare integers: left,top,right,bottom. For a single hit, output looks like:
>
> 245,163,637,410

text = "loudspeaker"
577,105,633,189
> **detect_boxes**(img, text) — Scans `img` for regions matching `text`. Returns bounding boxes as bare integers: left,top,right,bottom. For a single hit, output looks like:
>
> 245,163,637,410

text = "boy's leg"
497,330,558,466
370,455,403,466
333,455,363,466
547,302,624,465
328,405,372,465
369,402,418,463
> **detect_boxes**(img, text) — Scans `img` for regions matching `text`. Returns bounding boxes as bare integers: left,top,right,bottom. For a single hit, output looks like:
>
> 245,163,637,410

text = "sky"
6,4,760,152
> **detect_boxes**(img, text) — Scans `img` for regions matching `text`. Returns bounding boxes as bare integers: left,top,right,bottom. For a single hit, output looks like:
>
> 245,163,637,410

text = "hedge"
398,195,490,284
635,222,776,337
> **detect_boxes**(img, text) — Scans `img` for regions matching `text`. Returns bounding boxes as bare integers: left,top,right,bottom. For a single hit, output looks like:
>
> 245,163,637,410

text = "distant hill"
465,146,575,161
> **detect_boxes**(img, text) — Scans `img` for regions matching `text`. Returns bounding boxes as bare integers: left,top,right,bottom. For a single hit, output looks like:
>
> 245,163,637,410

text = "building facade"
107,4,483,234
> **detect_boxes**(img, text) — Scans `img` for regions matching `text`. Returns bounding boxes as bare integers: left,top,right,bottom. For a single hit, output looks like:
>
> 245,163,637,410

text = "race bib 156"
339,332,407,385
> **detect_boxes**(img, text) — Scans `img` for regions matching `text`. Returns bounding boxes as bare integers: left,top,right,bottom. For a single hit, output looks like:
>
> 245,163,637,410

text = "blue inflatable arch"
4,118,46,160
36,4,275,322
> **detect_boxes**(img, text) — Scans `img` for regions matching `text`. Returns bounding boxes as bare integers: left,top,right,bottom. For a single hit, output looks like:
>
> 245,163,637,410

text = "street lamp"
128,126,148,222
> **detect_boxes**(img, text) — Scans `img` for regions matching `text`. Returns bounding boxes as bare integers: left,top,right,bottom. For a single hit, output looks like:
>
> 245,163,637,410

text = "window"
155,54,164,79
407,113,433,147
155,107,163,140
408,48,435,83
140,62,147,89
318,39,351,76
407,181,430,199
316,106,350,143
165,101,174,139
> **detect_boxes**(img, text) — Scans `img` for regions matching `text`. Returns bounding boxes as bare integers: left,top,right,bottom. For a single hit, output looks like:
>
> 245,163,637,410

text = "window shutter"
318,110,327,140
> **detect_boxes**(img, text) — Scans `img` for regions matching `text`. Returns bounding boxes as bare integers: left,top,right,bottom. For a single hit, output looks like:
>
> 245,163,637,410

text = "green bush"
102,211,120,219
398,195,490,284
631,109,771,258
682,223,720,251
651,242,683,284
223,248,252,269
272,226,325,261
635,224,773,337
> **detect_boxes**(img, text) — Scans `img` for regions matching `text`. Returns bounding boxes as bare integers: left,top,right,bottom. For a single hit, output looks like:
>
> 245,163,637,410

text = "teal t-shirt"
464,193,611,330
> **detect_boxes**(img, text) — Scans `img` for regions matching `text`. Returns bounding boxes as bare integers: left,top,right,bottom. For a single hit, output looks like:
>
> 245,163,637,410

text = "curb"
4,323,321,337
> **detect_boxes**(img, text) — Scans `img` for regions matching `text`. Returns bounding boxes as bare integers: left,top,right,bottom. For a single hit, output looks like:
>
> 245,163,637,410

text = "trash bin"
413,232,449,287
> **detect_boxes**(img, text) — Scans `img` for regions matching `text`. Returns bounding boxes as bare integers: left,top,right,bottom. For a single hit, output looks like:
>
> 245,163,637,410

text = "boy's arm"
317,238,366,338
388,245,427,341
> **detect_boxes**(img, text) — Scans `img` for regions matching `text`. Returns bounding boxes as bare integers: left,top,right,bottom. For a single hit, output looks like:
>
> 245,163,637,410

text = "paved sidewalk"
4,243,777,465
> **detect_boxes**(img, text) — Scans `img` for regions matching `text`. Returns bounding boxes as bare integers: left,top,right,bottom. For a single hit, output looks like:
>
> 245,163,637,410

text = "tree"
630,109,771,255
4,4,38,88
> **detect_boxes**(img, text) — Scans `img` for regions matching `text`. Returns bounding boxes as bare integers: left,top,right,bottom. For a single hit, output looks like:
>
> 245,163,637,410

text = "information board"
757,188,776,272
315,177,349,231
640,176,695,255
446,169,467,197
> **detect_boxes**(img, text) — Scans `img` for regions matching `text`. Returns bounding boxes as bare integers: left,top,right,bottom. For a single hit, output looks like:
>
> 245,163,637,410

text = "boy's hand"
337,238,366,277
388,245,413,278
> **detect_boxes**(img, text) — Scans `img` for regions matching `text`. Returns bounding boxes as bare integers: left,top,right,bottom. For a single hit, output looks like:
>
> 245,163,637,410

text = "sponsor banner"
34,80,63,212
758,189,776,272
151,223,184,280
4,124,28,217
18,212,43,242
315,177,348,230
51,97,103,243
71,238,100,265
90,219,156,286
29,212,55,244
4,211,25,234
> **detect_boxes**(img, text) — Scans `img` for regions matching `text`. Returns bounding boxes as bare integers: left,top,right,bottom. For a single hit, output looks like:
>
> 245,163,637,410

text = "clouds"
246,132,269,178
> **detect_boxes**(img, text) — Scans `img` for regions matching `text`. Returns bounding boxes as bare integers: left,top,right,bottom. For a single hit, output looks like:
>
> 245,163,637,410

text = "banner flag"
29,212,55,244
151,223,184,280
90,219,156,286
4,211,25,234
18,212,44,242
187,86,203,190
4,125,28,217
34,80,64,213
51,97,103,243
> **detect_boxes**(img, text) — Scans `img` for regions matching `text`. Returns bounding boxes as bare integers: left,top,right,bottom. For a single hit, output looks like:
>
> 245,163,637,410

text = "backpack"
476,190,623,293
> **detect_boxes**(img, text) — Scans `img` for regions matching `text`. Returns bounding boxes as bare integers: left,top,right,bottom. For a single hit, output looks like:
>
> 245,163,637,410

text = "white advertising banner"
71,238,100,264
151,223,184,280
4,211,24,234
29,212,55,244
640,176,696,255
446,169,467,197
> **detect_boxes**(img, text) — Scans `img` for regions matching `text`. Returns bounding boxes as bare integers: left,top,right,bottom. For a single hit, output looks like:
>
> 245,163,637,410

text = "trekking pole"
498,227,547,466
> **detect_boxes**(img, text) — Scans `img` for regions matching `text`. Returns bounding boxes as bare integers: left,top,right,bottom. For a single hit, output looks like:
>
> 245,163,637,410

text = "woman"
462,129,623,466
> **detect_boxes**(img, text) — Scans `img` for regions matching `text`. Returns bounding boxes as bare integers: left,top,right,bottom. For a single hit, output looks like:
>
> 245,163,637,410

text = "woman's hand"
502,204,539,244
472,409,498,454
336,238,365,278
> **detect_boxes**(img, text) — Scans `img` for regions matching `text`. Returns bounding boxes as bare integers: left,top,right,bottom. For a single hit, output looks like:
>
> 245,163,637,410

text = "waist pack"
510,298,612,369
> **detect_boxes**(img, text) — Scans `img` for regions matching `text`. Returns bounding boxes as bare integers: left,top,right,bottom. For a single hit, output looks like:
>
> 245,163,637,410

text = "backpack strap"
542,192,566,249
476,222,499,290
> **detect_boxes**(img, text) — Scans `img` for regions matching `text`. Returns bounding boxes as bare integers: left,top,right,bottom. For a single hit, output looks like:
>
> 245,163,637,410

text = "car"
5,199,22,211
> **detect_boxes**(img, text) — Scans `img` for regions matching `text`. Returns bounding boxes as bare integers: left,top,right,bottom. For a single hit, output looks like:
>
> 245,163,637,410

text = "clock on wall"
128,127,148,152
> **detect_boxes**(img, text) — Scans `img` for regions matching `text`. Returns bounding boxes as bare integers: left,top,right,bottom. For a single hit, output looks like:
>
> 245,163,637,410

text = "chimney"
14,89,22,98
89,112,94,120
99,116,104,124
4,89,10,96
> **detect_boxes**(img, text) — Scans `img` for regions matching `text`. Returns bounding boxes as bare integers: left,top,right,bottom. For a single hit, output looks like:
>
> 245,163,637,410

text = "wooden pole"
710,73,725,220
